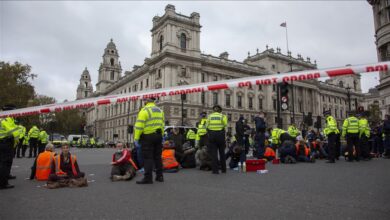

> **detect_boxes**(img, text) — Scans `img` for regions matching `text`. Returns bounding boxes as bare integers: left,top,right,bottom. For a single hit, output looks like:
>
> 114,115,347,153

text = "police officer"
15,125,26,158
186,128,196,148
342,111,360,161
323,110,339,163
0,106,22,189
206,105,228,174
28,125,40,158
38,129,48,154
358,112,371,160
287,123,300,139
134,97,165,184
195,112,208,149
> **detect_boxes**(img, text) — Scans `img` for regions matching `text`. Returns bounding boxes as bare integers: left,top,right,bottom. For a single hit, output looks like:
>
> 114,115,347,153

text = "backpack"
254,117,266,132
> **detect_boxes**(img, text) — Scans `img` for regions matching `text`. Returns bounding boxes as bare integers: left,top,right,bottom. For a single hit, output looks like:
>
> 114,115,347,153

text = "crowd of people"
1,98,390,189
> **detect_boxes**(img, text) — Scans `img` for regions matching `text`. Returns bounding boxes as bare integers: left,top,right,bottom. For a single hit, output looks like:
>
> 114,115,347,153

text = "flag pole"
285,21,289,53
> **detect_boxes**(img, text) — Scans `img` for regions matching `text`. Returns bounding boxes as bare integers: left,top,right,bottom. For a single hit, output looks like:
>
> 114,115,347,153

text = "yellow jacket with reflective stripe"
271,128,285,145
206,112,227,131
28,126,40,139
287,125,299,138
39,130,48,144
342,116,359,137
186,129,196,140
19,125,26,139
196,118,207,140
23,134,29,145
324,116,339,136
0,117,21,140
134,102,165,141
358,118,370,138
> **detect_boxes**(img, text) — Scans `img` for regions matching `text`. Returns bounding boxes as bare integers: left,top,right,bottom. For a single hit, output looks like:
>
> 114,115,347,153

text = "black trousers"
0,137,14,187
327,133,337,161
335,134,341,159
360,135,370,159
111,162,132,176
207,130,226,173
140,133,163,181
346,133,360,161
199,135,208,148
29,138,39,157
15,140,24,158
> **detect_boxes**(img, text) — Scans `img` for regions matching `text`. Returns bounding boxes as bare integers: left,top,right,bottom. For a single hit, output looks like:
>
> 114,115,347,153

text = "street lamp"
288,62,295,124
346,86,351,111
179,80,186,126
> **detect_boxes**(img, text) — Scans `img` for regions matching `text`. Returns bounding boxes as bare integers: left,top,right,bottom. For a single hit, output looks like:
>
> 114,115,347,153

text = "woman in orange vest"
162,141,179,172
49,143,84,181
263,147,276,161
295,136,313,162
29,143,56,181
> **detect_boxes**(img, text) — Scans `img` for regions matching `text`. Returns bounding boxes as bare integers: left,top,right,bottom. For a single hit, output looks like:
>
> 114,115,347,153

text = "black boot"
155,176,164,182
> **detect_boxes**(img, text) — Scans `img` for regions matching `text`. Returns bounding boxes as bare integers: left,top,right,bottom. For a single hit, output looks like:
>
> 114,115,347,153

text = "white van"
67,134,89,146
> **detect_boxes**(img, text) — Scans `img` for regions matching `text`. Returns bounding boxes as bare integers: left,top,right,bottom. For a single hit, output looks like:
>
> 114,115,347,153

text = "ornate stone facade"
368,0,390,116
77,4,365,142
76,67,93,100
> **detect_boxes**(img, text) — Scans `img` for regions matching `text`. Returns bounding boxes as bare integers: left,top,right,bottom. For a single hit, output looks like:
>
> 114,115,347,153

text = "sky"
0,1,379,102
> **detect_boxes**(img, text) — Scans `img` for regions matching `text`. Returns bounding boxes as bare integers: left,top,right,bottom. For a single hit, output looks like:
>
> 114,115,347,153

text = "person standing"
134,97,165,184
28,125,40,158
383,115,390,157
358,112,371,160
0,111,22,189
186,128,196,148
254,112,266,159
342,111,360,161
323,110,339,163
15,125,26,158
38,129,48,154
206,105,228,174
196,112,208,149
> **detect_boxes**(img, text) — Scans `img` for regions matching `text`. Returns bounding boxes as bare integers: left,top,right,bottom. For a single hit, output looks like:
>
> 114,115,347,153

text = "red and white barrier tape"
1,61,388,118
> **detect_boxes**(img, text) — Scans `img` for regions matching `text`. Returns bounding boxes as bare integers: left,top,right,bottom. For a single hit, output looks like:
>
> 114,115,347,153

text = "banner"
1,61,388,118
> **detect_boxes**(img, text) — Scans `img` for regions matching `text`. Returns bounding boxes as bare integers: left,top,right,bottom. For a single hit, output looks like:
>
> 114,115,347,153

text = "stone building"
76,67,93,100
78,4,364,142
368,0,390,117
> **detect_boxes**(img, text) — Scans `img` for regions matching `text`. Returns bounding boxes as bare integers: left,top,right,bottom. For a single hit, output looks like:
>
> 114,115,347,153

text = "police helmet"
143,97,156,103
213,105,222,112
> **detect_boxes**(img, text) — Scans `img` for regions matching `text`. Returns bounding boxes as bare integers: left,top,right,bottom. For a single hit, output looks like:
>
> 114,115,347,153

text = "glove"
134,140,141,149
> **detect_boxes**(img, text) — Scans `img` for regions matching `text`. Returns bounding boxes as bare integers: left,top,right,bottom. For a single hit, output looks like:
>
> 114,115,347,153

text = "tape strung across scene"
1,61,388,118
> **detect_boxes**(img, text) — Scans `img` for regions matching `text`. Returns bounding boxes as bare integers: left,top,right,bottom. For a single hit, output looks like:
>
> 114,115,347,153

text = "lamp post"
288,62,295,124
346,86,351,111
179,80,186,126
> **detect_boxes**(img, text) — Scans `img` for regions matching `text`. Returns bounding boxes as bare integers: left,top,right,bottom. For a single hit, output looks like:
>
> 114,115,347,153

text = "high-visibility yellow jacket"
206,112,227,131
342,116,359,138
134,102,165,141
196,118,208,141
287,125,299,138
324,115,339,136
28,126,40,139
358,118,370,138
186,129,196,140
0,117,21,140
39,130,48,144
271,128,286,145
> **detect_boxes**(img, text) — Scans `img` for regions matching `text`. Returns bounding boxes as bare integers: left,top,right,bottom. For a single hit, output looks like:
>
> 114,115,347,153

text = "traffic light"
280,82,289,111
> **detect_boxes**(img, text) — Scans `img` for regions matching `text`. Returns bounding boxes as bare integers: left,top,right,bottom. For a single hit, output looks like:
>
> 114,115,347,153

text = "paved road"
1,148,389,220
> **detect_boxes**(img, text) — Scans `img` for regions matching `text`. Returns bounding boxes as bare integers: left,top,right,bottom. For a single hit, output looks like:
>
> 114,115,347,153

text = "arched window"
180,33,186,49
159,35,163,51
110,58,114,66
110,71,115,80
85,82,88,87
339,81,344,88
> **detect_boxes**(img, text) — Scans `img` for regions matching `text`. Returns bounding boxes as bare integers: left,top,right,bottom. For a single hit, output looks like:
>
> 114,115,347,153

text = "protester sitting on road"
111,142,138,181
29,143,56,181
195,145,212,171
225,138,241,169
263,146,276,161
162,141,180,172
279,139,297,164
180,141,197,168
48,143,85,181
295,136,314,162
169,127,185,162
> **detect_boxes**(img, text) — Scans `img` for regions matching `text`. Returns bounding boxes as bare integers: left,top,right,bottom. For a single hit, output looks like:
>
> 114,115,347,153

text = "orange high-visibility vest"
35,151,55,181
295,143,310,157
264,147,276,158
55,154,77,177
162,149,179,169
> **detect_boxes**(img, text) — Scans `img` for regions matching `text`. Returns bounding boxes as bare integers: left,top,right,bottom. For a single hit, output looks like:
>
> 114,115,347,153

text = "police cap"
212,105,222,112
